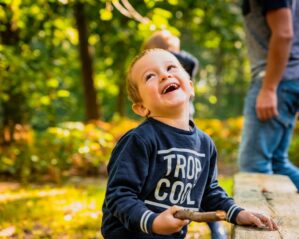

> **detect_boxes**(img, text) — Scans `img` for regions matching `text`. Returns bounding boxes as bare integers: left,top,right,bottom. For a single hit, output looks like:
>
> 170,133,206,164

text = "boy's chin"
159,101,189,113
163,97,189,107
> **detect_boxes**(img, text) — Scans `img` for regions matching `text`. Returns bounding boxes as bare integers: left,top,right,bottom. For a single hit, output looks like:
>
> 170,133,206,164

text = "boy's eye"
167,65,177,71
145,73,155,81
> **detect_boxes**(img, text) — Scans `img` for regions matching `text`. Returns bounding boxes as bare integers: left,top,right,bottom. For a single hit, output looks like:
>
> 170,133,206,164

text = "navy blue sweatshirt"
101,118,243,239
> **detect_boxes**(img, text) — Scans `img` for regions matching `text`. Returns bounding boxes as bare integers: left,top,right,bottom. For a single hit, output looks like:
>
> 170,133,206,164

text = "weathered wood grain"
232,172,299,239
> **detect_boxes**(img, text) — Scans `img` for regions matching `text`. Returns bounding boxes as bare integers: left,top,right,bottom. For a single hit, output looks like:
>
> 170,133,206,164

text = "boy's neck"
151,112,190,131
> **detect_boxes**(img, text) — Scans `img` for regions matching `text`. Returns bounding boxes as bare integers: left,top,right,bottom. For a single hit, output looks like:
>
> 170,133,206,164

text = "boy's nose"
160,71,172,81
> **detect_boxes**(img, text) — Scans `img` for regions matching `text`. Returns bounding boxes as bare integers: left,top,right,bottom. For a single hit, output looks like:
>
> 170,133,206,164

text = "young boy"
101,49,277,239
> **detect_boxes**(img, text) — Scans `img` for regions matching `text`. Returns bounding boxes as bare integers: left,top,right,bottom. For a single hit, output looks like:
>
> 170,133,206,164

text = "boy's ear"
132,103,150,117
189,80,195,97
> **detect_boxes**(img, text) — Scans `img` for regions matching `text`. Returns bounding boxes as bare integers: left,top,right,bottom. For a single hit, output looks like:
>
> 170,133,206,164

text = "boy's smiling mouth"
162,83,180,94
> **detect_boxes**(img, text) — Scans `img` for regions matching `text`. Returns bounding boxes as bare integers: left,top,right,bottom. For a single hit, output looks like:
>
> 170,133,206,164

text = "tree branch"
174,210,227,222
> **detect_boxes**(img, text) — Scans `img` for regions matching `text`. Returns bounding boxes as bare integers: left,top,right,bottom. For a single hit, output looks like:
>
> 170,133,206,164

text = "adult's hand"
256,87,279,121
255,7,293,122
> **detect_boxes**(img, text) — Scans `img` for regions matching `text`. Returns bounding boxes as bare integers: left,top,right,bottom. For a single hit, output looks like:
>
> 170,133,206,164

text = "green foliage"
1,0,250,125
1,0,297,184
34,122,114,176
289,125,299,166
0,0,85,129
194,117,244,163
0,122,114,182
218,176,233,196
1,118,298,183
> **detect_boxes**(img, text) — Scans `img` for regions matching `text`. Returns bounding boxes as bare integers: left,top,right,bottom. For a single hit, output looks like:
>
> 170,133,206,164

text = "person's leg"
207,222,227,239
238,80,274,173
271,125,299,190
272,80,299,190
239,79,299,190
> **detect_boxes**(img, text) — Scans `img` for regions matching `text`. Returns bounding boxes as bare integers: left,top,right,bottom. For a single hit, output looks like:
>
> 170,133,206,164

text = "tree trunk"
0,6,23,145
74,2,100,121
116,62,127,117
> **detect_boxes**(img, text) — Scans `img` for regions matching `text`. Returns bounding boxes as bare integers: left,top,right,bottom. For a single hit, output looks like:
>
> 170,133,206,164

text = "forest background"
0,0,298,238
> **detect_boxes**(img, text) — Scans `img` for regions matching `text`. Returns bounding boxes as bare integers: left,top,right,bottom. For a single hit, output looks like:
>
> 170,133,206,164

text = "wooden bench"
232,172,299,239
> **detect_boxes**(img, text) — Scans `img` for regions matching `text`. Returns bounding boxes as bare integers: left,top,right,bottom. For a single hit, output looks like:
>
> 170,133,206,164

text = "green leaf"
40,96,50,105
100,9,112,21
167,0,178,5
153,8,172,19
209,95,217,104
57,90,70,98
47,78,59,88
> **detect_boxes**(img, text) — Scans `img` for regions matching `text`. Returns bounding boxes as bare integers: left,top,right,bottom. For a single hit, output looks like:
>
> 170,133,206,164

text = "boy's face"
131,50,194,118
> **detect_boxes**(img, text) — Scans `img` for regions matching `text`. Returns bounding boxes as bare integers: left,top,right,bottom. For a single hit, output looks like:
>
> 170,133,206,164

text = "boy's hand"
236,210,278,231
152,206,189,235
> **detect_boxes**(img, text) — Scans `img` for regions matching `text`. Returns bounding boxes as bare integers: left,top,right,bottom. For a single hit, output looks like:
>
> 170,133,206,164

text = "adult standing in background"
238,0,299,191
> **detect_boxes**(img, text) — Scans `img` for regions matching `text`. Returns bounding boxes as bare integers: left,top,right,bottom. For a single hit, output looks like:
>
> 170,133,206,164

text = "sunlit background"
0,0,298,238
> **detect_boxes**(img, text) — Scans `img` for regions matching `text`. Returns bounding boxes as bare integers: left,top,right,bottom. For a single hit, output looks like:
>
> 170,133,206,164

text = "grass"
0,178,106,239
0,176,233,239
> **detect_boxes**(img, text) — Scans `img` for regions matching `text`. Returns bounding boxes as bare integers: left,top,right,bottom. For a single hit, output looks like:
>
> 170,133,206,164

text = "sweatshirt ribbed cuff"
139,210,158,234
226,205,244,224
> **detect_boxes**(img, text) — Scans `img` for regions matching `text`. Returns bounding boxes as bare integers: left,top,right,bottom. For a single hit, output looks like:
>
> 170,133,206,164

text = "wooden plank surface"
232,173,299,239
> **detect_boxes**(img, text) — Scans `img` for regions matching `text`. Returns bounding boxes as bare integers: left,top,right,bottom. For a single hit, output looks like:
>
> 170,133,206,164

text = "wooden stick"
174,209,227,222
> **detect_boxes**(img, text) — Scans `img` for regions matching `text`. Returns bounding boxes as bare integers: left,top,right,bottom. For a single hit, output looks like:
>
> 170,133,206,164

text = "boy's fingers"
263,216,275,230
272,218,279,230
263,217,278,230
254,213,278,230
170,206,190,227
268,218,278,230
250,214,264,228
171,205,183,214
175,219,190,228
183,219,190,226
261,217,273,230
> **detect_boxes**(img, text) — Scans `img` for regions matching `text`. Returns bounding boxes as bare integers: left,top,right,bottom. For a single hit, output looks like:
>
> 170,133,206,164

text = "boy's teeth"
163,83,178,94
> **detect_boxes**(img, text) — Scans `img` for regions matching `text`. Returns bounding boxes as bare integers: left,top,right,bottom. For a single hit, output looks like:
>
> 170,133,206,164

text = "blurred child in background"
143,30,198,118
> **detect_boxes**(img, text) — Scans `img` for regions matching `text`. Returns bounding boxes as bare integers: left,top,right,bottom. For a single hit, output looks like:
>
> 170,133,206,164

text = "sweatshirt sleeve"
104,133,158,234
261,0,289,15
200,139,244,224
171,51,199,80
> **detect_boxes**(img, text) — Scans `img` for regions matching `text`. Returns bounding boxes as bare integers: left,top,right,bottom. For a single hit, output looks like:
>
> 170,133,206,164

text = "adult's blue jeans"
238,78,299,191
